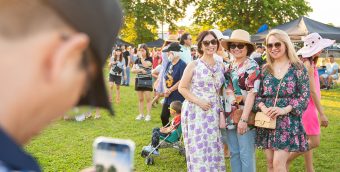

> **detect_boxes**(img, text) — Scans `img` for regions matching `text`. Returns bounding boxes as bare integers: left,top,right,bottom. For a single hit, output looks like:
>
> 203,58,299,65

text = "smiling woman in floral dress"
254,29,310,172
179,31,226,172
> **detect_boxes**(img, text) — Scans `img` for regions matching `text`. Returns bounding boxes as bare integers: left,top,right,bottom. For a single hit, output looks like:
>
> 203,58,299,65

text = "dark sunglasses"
229,43,246,50
202,39,218,46
266,42,282,49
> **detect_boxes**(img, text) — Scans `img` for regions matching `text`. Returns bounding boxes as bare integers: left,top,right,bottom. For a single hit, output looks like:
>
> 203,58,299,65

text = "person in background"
191,47,198,61
152,48,162,69
210,29,230,63
148,101,182,155
160,42,186,126
151,47,157,57
251,45,267,69
250,45,264,59
156,35,180,104
131,47,138,64
179,33,193,64
108,48,126,103
179,30,226,171
253,29,310,172
320,55,339,89
121,44,131,86
0,0,122,171
287,33,332,172
131,44,153,121
151,61,163,107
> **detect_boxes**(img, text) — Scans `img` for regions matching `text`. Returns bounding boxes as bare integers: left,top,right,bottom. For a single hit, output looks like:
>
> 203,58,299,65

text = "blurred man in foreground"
0,0,122,171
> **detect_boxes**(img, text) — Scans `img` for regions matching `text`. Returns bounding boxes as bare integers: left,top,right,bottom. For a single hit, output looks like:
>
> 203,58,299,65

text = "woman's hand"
320,114,329,127
237,119,248,135
219,111,226,128
164,89,172,98
267,107,286,119
197,100,211,111
261,106,270,115
259,102,269,114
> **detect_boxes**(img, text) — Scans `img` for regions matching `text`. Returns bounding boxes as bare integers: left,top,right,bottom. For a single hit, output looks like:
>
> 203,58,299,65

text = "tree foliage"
193,0,313,33
119,0,193,45
119,0,313,45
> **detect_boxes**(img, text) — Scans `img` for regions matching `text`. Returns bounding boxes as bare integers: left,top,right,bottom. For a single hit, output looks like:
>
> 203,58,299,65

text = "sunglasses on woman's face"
202,39,218,47
229,43,245,50
266,42,282,49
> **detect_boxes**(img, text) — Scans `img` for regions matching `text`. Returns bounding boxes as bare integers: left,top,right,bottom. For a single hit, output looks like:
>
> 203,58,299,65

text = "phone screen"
94,138,134,172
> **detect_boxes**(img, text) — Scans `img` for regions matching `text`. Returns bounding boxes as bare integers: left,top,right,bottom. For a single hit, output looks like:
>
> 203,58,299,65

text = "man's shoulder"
0,129,41,171
179,59,187,66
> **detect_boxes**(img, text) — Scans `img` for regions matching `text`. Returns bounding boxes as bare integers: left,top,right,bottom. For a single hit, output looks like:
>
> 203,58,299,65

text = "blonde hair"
264,29,303,73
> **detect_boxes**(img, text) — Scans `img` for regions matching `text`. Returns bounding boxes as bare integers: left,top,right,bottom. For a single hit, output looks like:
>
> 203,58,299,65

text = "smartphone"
93,137,135,172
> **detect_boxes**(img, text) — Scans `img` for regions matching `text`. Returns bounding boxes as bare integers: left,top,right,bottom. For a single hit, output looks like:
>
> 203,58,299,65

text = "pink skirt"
302,98,320,135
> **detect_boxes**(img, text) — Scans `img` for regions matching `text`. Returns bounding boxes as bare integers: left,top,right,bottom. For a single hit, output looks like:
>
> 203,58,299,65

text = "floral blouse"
222,58,261,128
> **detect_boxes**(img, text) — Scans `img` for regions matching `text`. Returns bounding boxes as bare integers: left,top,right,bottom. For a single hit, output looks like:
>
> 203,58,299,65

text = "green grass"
25,76,340,171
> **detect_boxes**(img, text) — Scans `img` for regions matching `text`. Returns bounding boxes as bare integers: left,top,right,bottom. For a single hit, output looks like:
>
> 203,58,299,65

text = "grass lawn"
26,75,340,171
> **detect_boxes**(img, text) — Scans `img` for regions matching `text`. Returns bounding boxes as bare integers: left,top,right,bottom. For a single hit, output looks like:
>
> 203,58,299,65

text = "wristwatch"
240,118,248,123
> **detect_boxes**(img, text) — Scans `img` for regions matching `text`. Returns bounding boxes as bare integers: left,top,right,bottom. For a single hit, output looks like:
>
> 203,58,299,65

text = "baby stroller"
141,124,186,165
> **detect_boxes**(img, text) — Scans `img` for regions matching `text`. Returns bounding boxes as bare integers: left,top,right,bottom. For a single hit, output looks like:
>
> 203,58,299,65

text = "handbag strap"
273,76,284,107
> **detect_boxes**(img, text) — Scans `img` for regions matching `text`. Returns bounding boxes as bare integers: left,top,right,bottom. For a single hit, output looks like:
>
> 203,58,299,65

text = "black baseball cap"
162,42,183,52
46,0,123,114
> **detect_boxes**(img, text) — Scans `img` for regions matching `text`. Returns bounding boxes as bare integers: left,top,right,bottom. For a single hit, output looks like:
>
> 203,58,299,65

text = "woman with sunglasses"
286,33,332,172
253,29,310,172
220,29,260,172
179,31,226,171
131,44,153,121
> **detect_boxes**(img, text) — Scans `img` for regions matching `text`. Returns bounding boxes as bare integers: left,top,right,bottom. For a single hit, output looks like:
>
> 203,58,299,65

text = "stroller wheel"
141,150,148,158
145,157,154,165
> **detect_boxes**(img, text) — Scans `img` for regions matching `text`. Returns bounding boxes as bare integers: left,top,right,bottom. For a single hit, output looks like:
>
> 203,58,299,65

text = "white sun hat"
297,33,335,58
210,29,229,40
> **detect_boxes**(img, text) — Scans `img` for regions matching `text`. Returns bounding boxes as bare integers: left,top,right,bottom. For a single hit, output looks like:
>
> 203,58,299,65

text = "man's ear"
47,33,89,81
